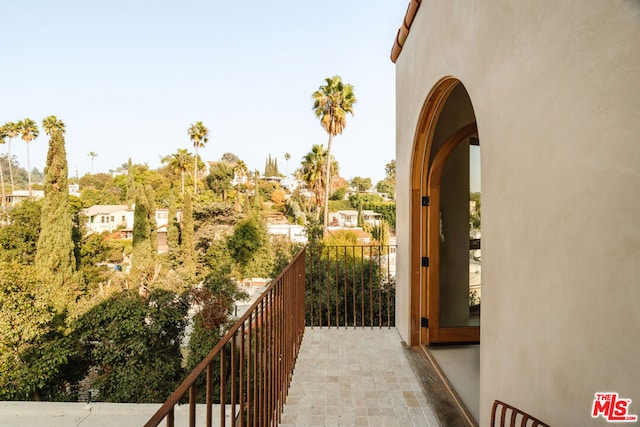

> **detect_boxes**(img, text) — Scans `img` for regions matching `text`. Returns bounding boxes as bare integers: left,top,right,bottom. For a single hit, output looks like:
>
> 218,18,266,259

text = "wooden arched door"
425,122,480,344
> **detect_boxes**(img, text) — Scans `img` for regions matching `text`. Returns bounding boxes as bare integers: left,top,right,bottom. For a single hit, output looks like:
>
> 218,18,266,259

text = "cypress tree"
132,184,154,295
264,155,280,177
126,158,135,208
181,190,196,281
166,189,180,264
145,184,158,259
379,219,390,247
35,121,77,311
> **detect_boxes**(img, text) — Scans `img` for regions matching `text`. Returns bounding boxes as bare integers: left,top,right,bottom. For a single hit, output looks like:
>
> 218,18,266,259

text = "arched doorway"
410,77,480,346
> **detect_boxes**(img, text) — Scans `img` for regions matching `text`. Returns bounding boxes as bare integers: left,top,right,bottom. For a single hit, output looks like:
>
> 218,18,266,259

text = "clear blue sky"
0,1,407,184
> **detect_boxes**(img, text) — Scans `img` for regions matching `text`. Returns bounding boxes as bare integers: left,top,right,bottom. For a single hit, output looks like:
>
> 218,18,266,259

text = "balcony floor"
279,327,440,427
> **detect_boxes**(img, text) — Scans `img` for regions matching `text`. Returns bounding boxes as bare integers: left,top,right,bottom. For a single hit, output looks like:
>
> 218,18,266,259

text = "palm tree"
3,121,20,194
88,152,98,174
164,148,191,196
300,145,325,215
188,121,209,194
300,144,338,219
284,152,291,175
18,118,40,197
311,75,356,235
42,115,66,137
0,127,7,210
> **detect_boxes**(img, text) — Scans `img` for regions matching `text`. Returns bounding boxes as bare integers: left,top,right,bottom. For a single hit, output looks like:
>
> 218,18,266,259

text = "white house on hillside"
4,185,80,206
266,224,307,244
329,210,382,228
82,204,178,236
83,205,133,234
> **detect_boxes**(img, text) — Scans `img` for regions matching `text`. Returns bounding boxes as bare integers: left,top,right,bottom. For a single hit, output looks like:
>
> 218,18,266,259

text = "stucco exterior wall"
395,1,640,425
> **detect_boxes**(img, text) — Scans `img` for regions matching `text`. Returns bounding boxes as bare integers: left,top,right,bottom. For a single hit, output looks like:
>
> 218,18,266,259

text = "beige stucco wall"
395,1,640,425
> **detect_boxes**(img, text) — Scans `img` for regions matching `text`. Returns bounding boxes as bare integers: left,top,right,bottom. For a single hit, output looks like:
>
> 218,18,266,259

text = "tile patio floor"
279,327,440,427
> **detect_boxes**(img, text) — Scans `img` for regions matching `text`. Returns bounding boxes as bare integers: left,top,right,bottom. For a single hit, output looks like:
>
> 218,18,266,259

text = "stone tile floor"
279,327,440,427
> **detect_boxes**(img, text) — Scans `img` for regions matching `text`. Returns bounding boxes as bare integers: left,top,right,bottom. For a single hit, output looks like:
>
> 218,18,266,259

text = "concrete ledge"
0,401,235,427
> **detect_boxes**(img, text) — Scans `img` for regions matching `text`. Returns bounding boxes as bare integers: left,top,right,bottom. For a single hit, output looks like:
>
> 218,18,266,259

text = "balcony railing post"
239,323,245,427
360,245,364,327
220,350,226,427
231,335,236,426
206,363,212,426
189,385,196,427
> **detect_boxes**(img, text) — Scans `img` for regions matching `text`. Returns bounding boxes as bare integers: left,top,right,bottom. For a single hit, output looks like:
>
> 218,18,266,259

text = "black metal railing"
306,245,396,328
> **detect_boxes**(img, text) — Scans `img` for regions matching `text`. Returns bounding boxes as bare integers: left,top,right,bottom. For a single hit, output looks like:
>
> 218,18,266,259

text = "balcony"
145,245,473,427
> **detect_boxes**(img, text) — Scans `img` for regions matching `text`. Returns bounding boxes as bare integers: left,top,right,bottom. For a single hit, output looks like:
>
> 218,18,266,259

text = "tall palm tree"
18,118,40,197
88,151,98,174
284,152,291,175
188,121,209,194
3,121,20,194
0,127,7,210
164,148,191,196
311,75,356,235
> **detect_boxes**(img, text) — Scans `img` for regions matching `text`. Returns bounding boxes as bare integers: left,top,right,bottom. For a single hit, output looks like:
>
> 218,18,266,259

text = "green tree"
162,148,192,196
87,151,97,174
184,315,223,402
221,152,240,163
371,219,390,246
186,272,249,402
78,172,124,206
376,160,396,198
227,215,267,276
0,263,76,401
330,186,347,201
126,158,134,208
35,116,77,312
0,199,41,265
188,121,209,194
351,176,372,192
470,191,481,230
0,127,7,211
206,161,234,200
311,75,356,235
3,121,20,194
264,154,280,177
73,289,188,402
145,184,158,258
131,184,154,295
17,118,40,197
376,180,394,196
166,189,180,265
181,190,196,281
349,192,383,207
299,144,338,219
